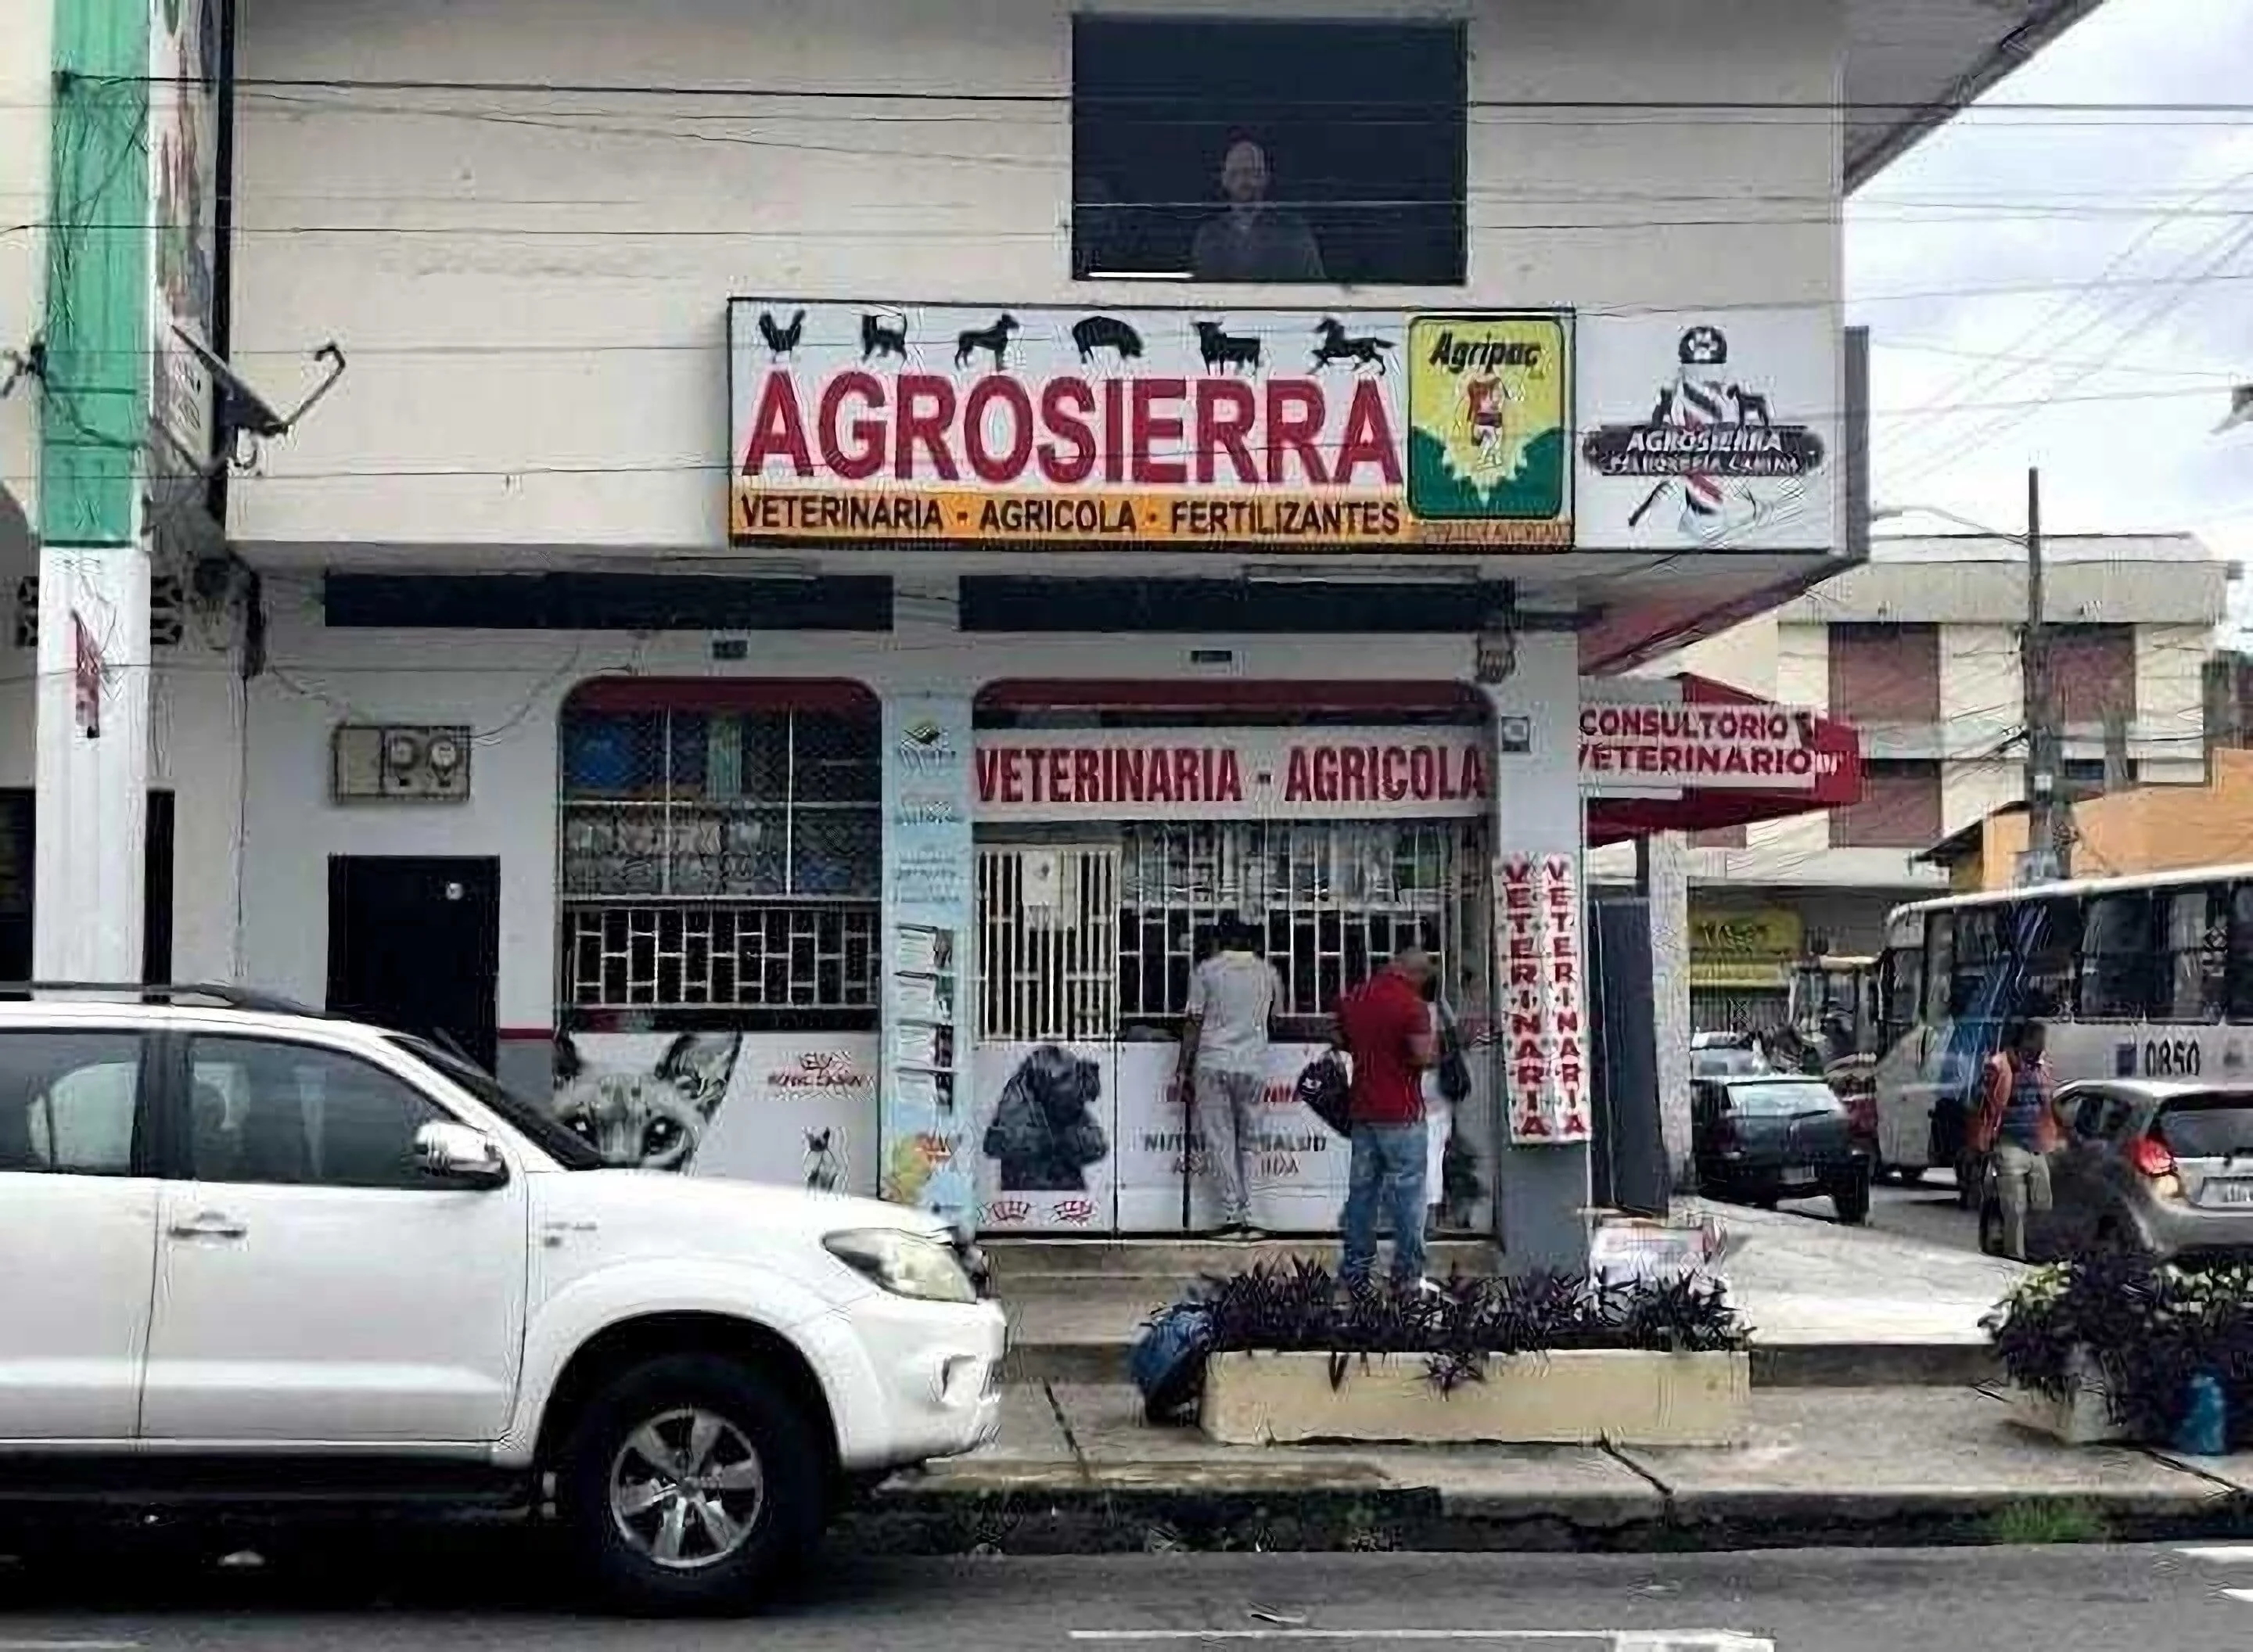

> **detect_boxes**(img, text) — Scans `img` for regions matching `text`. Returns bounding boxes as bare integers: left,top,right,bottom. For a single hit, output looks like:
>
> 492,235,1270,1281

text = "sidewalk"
995,1199,2025,1388
857,1381,2253,1555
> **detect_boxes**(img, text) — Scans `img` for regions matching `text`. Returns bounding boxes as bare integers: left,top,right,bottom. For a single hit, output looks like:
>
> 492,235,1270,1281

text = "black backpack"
1294,1050,1353,1137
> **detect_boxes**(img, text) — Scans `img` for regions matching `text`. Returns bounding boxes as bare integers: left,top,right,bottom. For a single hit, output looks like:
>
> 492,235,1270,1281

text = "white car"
0,986,1004,1613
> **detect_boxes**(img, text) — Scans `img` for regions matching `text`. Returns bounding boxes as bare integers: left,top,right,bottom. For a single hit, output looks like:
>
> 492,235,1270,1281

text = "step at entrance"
985,1234,1502,1285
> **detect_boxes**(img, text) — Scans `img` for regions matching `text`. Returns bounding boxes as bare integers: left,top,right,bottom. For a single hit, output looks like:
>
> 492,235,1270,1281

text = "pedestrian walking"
1173,913,1285,1239
1971,1018,2060,1261
1333,943,1438,1291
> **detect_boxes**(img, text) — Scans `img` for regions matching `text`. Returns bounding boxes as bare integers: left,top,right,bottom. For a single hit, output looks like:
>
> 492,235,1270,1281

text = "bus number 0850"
2143,1039,2202,1079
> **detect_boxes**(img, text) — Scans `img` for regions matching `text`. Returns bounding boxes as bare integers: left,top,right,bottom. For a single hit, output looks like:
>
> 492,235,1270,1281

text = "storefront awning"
1585,673,1862,848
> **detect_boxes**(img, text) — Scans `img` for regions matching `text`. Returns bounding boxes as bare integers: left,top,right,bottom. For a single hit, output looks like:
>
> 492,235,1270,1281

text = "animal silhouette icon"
955,313,1021,370
1071,314,1144,365
1649,386,1676,425
758,307,804,361
804,1127,845,1193
1730,386,1773,428
861,309,908,362
1194,321,1262,375
1310,318,1393,374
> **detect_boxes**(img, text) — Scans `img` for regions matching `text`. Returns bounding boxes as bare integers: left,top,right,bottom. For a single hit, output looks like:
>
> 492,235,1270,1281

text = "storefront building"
11,0,2080,1262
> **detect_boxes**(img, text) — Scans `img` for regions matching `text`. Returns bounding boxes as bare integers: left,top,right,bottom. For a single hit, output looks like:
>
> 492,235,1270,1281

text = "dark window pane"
0,1032,141,1176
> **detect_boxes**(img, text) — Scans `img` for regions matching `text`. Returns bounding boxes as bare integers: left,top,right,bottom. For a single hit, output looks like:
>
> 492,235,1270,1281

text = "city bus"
1871,865,2253,1187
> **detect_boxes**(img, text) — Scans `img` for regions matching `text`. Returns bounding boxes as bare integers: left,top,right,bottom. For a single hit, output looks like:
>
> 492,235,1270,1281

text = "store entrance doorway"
328,856,501,1069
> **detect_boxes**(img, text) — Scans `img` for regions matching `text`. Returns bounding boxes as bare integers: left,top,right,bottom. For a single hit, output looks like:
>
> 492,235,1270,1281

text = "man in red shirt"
1333,944,1438,1291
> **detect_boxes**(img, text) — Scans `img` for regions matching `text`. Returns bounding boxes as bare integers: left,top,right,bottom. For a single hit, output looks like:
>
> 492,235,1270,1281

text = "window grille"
977,846,1119,1041
559,902,879,1012
558,700,879,1015
1114,820,1486,1020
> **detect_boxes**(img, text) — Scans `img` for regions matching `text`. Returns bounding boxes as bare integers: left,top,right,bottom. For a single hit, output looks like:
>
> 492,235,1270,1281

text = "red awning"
1585,673,1862,847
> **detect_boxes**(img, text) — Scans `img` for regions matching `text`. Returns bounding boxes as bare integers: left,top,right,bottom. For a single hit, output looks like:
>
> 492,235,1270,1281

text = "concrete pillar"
33,547,149,979
34,0,158,982
1483,633,1591,1274
1640,831,1694,1187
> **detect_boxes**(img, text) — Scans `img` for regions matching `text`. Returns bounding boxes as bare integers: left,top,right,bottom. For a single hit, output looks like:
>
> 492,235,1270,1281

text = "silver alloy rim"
608,1406,766,1571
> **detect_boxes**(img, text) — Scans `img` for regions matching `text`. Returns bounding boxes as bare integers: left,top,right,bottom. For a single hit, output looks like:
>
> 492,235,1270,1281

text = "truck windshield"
390,1036,609,1170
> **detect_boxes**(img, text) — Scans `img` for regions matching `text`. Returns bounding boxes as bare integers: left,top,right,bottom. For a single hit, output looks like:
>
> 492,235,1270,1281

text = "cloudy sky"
1849,0,2253,633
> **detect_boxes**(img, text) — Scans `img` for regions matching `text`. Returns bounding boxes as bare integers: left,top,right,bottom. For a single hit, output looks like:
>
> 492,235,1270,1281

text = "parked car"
0,984,1004,1614
1691,1030,1770,1079
1691,1072,1873,1224
1978,1078,2253,1264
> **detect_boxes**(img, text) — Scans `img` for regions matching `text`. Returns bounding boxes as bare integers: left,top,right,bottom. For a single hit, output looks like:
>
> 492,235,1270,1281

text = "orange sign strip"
730,485,1573,549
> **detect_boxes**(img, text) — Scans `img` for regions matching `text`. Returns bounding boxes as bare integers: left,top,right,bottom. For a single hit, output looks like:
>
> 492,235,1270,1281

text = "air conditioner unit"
332,724,473,802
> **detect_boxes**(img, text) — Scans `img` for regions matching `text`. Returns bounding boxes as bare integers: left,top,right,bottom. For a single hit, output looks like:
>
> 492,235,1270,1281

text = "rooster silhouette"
757,308,805,361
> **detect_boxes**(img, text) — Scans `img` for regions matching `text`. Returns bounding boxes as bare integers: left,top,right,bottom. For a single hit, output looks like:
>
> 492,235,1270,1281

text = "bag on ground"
1129,1300,1214,1425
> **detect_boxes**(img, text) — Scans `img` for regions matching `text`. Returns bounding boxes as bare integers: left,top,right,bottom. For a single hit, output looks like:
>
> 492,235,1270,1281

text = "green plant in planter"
1191,1260,1745,1395
1984,1256,2253,1445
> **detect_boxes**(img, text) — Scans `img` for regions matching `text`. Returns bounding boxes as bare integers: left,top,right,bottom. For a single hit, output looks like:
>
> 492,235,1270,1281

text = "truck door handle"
167,1212,248,1240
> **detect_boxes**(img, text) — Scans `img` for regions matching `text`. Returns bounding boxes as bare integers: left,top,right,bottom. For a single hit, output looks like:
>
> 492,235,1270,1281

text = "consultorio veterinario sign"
727,300,1573,548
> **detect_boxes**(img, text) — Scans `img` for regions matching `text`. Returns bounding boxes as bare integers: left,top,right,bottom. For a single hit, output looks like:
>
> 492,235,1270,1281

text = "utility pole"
2021,466,2069,883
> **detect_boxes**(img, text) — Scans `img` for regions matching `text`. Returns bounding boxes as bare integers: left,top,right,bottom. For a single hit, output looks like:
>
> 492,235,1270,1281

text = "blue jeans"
1339,1120,1428,1288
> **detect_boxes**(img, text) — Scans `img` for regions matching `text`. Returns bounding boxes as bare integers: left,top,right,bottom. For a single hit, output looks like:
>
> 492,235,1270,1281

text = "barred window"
557,683,879,1018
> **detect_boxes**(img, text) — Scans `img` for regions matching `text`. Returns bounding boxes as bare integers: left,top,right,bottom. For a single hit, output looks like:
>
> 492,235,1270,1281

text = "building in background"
1922,748,2253,892
1595,531,2229,1030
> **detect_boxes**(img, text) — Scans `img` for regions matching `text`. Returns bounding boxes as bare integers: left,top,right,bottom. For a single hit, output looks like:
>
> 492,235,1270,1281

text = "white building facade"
3,0,2107,1257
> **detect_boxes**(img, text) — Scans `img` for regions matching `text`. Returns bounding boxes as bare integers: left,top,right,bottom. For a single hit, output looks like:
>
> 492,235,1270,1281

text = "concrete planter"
2006,1351,2130,1445
1202,1348,1752,1447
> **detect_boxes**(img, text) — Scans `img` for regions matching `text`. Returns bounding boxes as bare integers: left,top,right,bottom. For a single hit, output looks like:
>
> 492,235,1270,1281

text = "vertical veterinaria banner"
1497,853,1592,1145
879,695,977,1223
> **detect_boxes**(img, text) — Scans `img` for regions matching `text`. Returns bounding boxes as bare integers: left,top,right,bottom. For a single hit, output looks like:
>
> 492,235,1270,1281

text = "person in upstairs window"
1333,944,1437,1291
1190,138,1326,283
1971,1018,2059,1261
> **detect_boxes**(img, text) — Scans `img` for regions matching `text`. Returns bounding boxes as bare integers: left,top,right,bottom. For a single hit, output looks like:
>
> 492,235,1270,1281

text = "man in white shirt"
1174,914,1285,1238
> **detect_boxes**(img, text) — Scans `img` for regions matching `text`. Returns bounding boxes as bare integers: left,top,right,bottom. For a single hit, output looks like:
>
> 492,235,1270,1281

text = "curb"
1002,1341,1998,1389
846,1466,2248,1557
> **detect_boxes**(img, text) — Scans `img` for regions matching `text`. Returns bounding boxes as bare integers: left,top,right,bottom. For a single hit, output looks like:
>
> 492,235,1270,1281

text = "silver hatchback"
1981,1079,2253,1262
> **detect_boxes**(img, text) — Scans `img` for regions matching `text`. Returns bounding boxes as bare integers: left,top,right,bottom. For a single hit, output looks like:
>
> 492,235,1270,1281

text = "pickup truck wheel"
556,1353,825,1614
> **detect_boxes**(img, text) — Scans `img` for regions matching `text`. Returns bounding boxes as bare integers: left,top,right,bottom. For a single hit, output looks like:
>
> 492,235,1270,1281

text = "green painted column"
35,0,156,982
39,0,150,547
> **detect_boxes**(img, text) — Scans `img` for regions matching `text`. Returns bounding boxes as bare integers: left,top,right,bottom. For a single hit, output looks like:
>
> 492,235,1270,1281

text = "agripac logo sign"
726,300,1572,549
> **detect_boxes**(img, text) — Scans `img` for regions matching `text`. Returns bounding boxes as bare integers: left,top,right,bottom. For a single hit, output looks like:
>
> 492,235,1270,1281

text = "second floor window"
1072,18,1467,286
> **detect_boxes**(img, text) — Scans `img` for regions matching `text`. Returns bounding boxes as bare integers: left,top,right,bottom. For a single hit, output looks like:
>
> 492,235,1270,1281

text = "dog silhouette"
1071,314,1144,365
955,313,1021,370
1194,321,1261,375
983,1043,1107,1193
1649,386,1675,425
861,310,908,362
1730,386,1773,428
1310,318,1394,375
758,307,804,361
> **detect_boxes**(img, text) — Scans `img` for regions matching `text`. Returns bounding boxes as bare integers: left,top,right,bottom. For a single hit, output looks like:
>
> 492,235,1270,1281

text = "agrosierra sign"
727,300,1574,548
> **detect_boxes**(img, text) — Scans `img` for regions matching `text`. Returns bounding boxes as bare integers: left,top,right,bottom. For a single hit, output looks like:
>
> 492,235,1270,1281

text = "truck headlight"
825,1228,979,1305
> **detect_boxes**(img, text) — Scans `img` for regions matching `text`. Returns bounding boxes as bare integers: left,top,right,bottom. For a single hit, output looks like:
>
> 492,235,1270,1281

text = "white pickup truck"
0,987,1004,1612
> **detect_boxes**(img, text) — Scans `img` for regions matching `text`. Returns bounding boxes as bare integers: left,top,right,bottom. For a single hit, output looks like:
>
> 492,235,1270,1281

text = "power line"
103,77,2253,114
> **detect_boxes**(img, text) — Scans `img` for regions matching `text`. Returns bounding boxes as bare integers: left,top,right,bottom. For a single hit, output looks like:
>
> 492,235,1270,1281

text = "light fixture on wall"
1475,605,1519,686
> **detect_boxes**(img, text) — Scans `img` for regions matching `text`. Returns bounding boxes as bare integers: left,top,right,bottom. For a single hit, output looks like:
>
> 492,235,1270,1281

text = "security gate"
976,845,1120,1041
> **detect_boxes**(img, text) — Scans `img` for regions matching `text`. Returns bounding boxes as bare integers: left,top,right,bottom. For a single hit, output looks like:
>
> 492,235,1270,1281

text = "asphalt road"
2,1542,2251,1650
1770,1173,1982,1253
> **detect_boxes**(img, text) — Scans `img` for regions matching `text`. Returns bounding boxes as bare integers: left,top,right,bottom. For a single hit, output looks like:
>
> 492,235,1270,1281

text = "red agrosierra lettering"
740,371,1403,490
